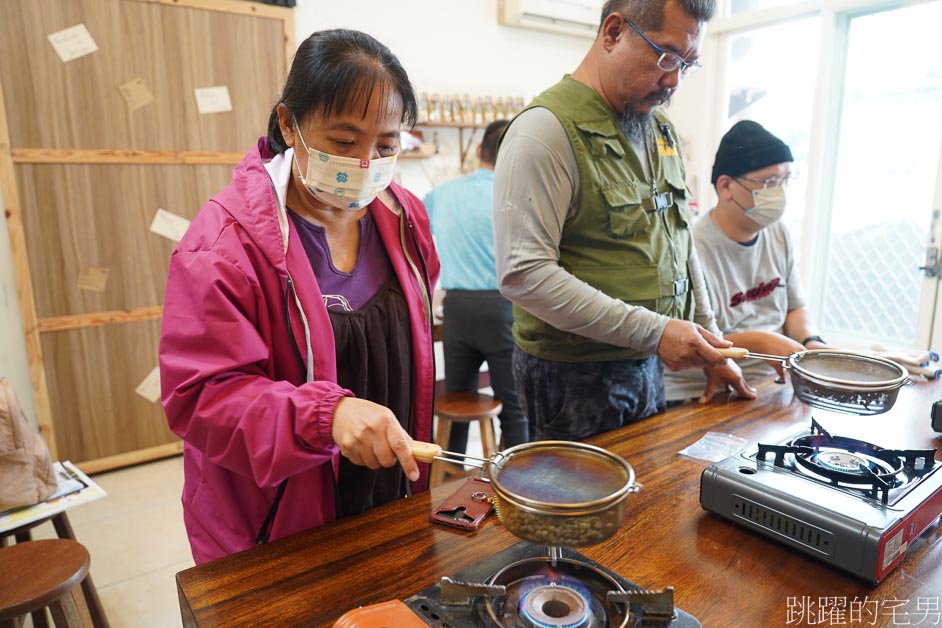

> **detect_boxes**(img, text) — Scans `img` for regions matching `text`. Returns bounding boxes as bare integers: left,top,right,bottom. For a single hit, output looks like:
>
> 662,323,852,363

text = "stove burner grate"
756,418,937,504
486,557,624,627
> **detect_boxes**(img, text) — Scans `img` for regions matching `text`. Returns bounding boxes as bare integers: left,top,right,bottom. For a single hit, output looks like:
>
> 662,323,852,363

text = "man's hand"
657,319,732,371
723,330,804,380
331,397,420,482
699,360,758,404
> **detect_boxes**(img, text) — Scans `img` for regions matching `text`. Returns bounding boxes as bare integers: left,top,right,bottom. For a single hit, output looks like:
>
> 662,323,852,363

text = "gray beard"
618,90,673,144
618,110,650,145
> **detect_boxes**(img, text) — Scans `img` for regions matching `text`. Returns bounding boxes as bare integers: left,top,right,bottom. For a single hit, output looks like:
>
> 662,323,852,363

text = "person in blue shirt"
423,120,527,452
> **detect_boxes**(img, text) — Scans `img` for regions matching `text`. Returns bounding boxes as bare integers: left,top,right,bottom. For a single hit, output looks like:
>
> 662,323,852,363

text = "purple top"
288,209,391,311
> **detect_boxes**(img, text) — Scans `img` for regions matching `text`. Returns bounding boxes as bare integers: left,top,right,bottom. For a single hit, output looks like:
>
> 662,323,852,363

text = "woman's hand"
331,397,420,482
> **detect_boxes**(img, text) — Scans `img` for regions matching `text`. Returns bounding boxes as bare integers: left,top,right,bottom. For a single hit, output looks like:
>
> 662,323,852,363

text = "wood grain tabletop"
176,377,942,627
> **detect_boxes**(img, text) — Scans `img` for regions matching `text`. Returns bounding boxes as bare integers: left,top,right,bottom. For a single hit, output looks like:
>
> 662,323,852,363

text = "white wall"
293,0,717,202
293,0,594,197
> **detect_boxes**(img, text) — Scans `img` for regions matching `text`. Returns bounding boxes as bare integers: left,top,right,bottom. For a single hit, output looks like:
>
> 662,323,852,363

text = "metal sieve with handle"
412,440,639,546
719,348,912,415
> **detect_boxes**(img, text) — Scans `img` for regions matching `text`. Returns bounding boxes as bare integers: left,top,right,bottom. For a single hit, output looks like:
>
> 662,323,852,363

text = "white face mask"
734,182,787,228
293,123,397,210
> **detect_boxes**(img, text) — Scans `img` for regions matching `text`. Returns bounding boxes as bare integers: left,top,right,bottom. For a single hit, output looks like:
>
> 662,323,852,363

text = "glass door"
816,0,942,350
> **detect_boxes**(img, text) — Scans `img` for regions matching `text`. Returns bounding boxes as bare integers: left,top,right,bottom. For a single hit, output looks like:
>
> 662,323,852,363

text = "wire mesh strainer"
720,348,911,415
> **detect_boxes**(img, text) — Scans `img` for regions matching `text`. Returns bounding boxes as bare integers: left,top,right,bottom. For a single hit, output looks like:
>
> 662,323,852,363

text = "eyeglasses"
737,172,796,189
623,17,701,77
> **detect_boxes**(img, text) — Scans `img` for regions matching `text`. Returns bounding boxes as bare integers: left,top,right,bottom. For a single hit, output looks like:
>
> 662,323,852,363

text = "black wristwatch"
802,335,825,347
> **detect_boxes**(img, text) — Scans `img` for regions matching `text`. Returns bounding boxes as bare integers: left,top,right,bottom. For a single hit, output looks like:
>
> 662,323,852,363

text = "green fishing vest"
512,76,695,361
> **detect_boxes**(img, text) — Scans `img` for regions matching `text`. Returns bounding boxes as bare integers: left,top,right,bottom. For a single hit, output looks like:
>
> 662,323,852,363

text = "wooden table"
176,378,942,627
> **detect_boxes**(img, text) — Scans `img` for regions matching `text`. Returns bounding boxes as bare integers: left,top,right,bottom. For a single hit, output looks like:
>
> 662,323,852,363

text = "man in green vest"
493,0,756,441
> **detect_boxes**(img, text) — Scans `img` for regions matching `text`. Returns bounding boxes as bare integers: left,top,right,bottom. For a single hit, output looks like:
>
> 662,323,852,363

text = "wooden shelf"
413,122,490,165
414,121,487,129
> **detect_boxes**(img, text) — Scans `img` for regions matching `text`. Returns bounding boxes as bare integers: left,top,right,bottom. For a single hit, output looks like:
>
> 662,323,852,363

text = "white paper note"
149,208,191,243
118,77,154,111
76,265,109,292
194,86,233,114
47,24,99,63
135,366,161,404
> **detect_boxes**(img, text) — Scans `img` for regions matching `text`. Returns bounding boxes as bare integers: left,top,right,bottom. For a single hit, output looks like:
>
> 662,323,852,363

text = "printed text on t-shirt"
730,278,783,307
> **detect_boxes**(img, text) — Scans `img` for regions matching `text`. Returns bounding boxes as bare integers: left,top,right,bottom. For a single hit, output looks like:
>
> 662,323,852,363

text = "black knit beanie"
711,120,793,184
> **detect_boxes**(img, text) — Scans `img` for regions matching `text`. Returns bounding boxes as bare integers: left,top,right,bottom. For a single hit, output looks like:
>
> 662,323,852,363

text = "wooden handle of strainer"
717,347,751,360
411,440,442,463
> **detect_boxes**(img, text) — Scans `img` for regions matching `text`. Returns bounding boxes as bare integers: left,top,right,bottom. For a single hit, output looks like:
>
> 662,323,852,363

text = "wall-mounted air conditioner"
498,0,603,39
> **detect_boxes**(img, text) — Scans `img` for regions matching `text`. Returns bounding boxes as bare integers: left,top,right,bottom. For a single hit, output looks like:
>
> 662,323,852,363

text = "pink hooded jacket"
159,138,439,564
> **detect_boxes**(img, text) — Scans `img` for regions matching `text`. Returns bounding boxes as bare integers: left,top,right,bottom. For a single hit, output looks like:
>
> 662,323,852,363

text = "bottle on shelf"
417,92,429,123
484,96,495,123
442,95,453,123
495,97,506,121
461,94,473,124
474,97,484,125
428,94,440,122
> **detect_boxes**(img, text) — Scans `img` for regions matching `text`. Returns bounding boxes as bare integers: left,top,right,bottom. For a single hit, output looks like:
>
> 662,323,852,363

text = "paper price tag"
194,85,233,114
47,24,99,63
76,265,109,292
135,366,161,404
150,208,191,243
118,78,154,111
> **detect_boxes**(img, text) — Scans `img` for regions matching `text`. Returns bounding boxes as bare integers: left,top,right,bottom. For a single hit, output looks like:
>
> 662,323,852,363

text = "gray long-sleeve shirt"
493,106,720,356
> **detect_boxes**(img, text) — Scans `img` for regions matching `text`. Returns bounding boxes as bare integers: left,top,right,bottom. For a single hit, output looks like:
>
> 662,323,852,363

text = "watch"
802,335,825,347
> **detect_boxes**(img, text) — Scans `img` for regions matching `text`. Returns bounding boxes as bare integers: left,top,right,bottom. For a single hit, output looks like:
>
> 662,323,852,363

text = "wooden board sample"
0,0,286,153
16,163,233,318
40,318,175,463
0,0,293,469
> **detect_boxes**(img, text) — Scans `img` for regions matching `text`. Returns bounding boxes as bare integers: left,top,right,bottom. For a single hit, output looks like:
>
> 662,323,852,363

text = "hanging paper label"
149,209,191,243
135,367,161,404
76,265,109,292
47,24,99,63
118,78,154,111
194,86,233,114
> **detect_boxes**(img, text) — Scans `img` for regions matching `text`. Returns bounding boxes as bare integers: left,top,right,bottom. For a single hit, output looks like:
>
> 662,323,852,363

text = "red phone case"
429,477,493,531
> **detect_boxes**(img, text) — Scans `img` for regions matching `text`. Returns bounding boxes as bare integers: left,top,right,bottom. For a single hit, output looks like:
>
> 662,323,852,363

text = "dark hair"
266,29,418,154
480,119,510,166
599,0,715,31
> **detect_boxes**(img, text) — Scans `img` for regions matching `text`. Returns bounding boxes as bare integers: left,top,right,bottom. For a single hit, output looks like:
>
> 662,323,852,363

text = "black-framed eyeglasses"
623,17,702,77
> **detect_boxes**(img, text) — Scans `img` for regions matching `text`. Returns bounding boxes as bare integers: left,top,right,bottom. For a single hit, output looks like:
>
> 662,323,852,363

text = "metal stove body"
700,418,942,583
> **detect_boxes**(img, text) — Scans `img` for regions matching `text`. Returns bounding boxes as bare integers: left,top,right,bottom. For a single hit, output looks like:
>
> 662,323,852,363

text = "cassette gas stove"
334,541,701,627
700,417,942,582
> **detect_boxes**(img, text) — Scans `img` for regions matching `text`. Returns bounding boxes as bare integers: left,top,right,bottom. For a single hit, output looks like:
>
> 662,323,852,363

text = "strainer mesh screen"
793,353,902,384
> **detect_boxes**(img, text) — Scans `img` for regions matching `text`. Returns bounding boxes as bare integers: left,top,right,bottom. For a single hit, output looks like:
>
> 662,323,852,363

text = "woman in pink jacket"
159,29,440,564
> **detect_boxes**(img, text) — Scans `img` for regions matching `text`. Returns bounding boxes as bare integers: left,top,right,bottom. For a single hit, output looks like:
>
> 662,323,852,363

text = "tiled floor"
20,419,495,628
29,456,192,628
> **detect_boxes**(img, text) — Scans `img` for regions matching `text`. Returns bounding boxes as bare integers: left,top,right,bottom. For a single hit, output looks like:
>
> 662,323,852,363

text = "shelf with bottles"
414,93,526,165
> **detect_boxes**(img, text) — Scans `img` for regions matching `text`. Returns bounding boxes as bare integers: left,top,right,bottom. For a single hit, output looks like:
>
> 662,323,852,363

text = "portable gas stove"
700,417,942,582
335,541,700,627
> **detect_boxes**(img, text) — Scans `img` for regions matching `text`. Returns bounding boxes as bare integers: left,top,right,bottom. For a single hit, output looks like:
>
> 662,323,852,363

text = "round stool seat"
431,392,503,488
435,391,502,422
0,539,90,619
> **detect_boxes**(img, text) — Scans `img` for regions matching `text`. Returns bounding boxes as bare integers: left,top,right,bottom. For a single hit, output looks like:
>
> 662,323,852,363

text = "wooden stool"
0,539,93,628
431,391,502,488
0,513,109,628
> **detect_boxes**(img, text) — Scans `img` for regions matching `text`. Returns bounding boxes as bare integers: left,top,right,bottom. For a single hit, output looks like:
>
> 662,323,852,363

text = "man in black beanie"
664,120,828,403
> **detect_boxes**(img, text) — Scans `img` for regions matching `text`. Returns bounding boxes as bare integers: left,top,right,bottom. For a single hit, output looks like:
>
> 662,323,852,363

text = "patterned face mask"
293,123,397,210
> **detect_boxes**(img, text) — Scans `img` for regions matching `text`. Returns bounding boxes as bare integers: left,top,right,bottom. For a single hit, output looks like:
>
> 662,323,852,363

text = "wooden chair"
0,513,109,628
430,391,502,488
0,539,93,628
